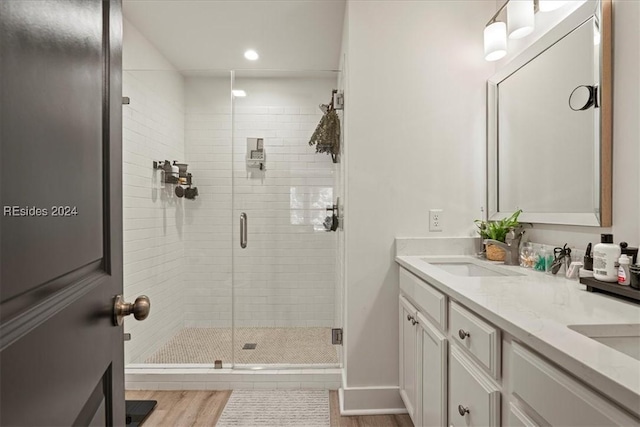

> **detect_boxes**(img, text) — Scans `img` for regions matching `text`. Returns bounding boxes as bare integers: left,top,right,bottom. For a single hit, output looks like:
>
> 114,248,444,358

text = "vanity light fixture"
484,0,568,61
508,0,535,39
244,49,259,61
538,0,567,12
232,89,247,97
484,21,508,61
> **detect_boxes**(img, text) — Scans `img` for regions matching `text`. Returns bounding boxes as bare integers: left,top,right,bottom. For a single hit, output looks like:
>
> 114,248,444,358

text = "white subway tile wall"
123,73,341,364
122,70,186,365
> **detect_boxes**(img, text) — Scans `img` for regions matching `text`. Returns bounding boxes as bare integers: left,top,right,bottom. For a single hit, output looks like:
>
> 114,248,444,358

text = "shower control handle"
113,295,150,326
240,213,247,249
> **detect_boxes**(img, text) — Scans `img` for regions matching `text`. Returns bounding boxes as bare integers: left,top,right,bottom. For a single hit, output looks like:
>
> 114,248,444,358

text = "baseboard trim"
338,385,408,415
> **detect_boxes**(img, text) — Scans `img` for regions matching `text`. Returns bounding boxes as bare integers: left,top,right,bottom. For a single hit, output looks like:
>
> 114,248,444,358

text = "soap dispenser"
593,234,621,282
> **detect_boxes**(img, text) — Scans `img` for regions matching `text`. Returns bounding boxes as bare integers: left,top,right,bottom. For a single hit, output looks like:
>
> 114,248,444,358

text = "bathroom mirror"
487,0,611,227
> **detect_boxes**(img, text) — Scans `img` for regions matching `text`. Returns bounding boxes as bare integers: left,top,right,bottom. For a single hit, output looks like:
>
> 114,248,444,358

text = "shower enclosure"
122,68,343,371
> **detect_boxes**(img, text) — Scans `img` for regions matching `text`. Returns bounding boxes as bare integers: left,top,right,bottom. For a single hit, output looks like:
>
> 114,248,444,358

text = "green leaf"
474,209,522,243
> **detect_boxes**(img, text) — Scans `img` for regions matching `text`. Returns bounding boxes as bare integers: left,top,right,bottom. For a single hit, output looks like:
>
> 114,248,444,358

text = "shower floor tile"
144,327,339,365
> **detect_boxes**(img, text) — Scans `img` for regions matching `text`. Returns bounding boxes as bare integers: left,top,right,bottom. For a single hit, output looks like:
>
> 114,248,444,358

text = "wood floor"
125,390,413,427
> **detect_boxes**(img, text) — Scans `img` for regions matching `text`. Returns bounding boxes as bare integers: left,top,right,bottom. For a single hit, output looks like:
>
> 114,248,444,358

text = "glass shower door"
231,70,341,368
122,69,235,367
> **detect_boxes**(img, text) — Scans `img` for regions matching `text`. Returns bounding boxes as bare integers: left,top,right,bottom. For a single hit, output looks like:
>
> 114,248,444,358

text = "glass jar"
519,242,536,268
534,245,551,272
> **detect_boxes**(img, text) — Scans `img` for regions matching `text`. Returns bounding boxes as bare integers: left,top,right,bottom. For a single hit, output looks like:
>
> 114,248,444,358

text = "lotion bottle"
593,234,621,282
617,254,631,285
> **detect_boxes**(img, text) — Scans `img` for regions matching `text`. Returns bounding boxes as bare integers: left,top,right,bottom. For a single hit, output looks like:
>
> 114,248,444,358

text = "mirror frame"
486,0,612,227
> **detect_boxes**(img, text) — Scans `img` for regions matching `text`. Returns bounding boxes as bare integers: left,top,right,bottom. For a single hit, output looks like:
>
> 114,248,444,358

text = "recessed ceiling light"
232,90,247,97
244,50,259,61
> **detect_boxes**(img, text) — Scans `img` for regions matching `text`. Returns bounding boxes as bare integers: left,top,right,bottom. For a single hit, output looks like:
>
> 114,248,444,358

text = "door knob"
113,295,150,326
458,405,470,416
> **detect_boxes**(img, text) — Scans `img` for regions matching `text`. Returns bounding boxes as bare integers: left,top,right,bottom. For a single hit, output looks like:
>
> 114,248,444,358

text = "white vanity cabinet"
397,266,640,427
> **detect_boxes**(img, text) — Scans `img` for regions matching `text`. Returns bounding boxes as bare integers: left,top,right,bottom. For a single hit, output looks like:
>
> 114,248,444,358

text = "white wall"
183,75,340,328
122,19,186,364
495,0,640,250
340,0,495,411
338,0,640,412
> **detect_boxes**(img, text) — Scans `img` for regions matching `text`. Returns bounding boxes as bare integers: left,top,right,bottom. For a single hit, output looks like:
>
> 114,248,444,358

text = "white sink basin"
423,260,524,277
568,324,640,361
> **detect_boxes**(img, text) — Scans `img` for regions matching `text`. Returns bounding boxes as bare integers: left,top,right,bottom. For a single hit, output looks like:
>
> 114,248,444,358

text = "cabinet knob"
458,329,471,340
458,405,470,416
411,319,419,325
407,314,414,322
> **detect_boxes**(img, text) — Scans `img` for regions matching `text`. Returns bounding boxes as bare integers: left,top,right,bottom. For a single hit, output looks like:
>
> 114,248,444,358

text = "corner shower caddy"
153,160,198,200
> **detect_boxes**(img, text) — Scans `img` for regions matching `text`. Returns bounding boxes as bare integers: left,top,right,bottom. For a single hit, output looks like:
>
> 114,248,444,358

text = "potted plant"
475,209,523,261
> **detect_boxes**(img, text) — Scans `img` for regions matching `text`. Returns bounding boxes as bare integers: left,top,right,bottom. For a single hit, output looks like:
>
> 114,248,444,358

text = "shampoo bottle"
593,234,621,282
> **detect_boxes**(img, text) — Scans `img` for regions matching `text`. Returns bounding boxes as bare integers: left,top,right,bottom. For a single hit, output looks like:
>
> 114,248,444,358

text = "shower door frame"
229,69,343,370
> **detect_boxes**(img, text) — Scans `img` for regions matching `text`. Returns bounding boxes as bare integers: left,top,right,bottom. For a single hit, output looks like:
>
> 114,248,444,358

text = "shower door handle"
240,213,247,248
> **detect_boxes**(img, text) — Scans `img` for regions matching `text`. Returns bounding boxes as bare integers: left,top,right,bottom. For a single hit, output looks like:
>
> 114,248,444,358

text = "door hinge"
333,92,344,110
332,328,343,345
122,96,130,105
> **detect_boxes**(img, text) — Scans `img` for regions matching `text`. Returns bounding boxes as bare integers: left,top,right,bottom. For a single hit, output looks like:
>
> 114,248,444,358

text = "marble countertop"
396,254,640,417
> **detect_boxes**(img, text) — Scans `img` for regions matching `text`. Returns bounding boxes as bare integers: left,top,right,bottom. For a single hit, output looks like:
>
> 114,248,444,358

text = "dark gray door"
0,0,125,425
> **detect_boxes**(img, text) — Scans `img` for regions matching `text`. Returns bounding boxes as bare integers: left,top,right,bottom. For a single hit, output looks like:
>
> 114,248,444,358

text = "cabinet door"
511,342,639,426
399,295,418,422
417,312,447,427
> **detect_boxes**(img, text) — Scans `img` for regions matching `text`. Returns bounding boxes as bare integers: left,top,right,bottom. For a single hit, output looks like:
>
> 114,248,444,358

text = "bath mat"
125,400,157,427
216,389,330,427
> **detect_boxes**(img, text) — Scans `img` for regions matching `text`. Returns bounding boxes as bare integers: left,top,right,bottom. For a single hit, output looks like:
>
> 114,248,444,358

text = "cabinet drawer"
449,346,500,427
399,267,447,330
511,342,639,427
450,301,500,378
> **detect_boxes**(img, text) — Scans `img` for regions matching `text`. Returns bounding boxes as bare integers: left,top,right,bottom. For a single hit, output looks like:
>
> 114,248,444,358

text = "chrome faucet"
484,228,525,266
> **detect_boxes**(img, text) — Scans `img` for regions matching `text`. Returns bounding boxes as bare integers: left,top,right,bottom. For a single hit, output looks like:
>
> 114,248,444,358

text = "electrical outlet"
429,209,443,232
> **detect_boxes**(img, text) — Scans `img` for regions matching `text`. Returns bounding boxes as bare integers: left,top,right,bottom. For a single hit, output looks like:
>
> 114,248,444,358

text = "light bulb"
484,21,507,61
244,50,259,61
508,0,535,39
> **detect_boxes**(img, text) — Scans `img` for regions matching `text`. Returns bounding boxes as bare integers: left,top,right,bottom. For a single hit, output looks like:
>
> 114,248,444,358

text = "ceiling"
122,0,346,72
